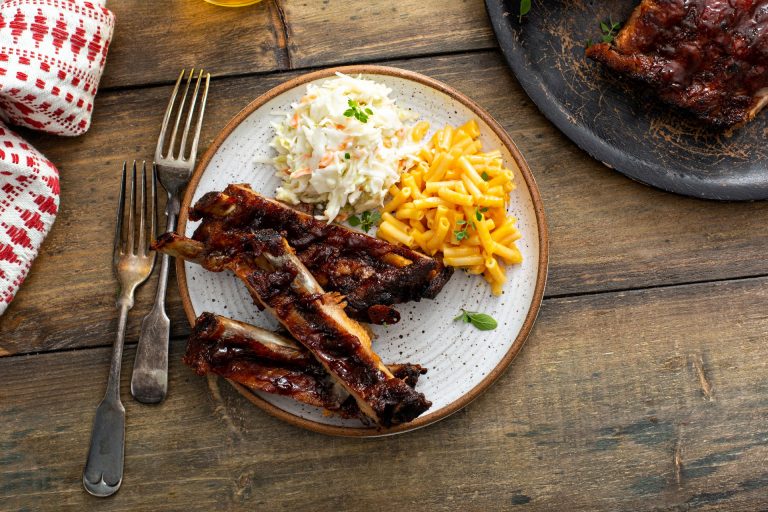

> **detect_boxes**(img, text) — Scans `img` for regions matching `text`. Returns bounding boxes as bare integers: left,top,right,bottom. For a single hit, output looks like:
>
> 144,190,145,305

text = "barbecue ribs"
185,313,426,420
188,184,453,325
155,229,432,426
586,0,768,128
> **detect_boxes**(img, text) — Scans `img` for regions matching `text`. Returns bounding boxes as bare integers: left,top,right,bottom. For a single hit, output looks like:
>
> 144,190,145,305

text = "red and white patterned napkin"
0,0,114,314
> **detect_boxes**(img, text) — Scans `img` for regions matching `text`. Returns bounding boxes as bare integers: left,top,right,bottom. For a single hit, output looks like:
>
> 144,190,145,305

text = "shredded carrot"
290,167,311,178
318,152,334,168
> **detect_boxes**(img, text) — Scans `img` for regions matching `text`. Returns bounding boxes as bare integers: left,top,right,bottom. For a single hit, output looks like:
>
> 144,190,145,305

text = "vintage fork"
83,162,157,497
130,69,210,404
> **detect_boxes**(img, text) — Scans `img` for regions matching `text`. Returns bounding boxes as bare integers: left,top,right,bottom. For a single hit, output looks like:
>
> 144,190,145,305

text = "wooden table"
2,1,767,510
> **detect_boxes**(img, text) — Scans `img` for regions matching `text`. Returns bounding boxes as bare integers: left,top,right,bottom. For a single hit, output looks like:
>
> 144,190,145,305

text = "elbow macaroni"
377,119,523,296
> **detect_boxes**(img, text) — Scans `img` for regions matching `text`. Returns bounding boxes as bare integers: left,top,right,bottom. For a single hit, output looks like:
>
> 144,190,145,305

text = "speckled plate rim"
175,65,549,437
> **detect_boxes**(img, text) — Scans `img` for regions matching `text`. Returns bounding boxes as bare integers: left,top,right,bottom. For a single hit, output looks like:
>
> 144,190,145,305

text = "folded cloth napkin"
0,0,115,314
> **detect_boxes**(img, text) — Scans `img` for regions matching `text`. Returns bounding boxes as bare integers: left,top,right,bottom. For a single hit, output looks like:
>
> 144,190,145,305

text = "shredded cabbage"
268,73,419,222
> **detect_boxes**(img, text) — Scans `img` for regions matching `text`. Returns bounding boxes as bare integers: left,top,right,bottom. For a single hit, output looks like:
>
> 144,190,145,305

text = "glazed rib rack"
187,184,453,325
185,313,426,421
586,0,768,128
155,186,449,425
157,229,432,425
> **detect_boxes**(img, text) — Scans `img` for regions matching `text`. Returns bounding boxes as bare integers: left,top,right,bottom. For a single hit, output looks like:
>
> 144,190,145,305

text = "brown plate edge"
175,64,550,437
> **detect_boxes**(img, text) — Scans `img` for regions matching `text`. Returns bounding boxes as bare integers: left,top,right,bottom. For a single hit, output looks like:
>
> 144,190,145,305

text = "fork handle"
130,206,177,404
83,302,129,497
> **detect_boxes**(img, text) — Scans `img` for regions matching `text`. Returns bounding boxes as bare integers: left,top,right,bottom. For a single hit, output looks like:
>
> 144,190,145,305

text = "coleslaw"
267,73,420,222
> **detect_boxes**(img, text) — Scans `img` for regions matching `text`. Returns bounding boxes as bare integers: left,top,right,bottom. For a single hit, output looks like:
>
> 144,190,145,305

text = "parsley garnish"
519,0,531,22
454,309,498,331
343,99,373,123
481,171,490,181
586,19,621,49
601,19,622,43
344,152,350,159
348,210,381,232
454,218,473,241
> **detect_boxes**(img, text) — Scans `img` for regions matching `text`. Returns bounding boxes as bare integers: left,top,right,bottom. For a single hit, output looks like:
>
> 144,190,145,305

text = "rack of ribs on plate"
185,313,427,422
187,184,453,325
154,187,451,425
586,0,768,129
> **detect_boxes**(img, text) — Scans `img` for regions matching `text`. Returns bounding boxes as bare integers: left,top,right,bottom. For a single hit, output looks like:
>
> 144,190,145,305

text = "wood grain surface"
2,0,768,509
2,278,768,510
5,52,768,357
281,0,497,68
102,0,283,89
101,0,496,90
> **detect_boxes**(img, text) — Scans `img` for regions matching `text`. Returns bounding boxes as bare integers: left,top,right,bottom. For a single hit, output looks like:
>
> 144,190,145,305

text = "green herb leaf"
345,153,351,159
345,98,372,123
480,207,489,213
518,0,531,22
481,171,490,181
348,215,361,227
454,229,468,241
360,210,381,232
475,209,483,221
454,310,471,322
453,309,498,331
456,219,467,225
596,17,622,45
469,313,498,331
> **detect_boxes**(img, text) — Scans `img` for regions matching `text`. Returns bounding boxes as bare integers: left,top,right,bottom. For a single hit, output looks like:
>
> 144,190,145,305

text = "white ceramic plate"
177,66,548,436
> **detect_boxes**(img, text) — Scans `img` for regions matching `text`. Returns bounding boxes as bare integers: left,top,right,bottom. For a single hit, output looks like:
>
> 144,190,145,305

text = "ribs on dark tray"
186,313,426,420
586,0,768,128
187,183,453,325
155,227,432,426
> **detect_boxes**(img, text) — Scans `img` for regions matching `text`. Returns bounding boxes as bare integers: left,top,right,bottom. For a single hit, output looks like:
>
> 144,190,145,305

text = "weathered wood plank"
5,51,768,356
281,0,497,69
100,0,496,90
100,0,284,89
2,278,768,510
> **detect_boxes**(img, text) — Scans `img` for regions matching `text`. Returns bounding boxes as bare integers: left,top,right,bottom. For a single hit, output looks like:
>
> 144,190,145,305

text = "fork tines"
156,69,211,163
114,161,157,264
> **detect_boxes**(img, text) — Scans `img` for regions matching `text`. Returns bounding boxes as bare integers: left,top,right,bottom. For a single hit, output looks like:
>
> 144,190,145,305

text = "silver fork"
130,69,210,404
83,161,157,497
